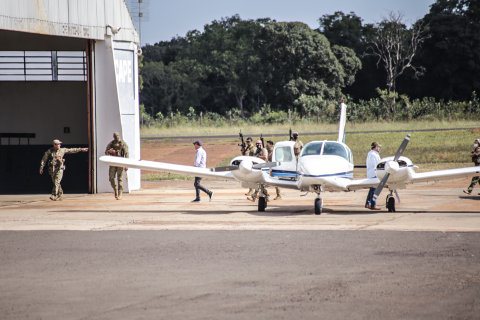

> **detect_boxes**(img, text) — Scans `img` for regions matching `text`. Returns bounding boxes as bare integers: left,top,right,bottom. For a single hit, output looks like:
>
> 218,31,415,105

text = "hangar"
0,0,141,194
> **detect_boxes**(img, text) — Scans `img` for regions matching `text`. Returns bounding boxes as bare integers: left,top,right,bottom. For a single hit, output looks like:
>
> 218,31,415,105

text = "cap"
53,139,62,145
246,137,253,142
193,140,202,146
292,131,298,136
371,142,381,149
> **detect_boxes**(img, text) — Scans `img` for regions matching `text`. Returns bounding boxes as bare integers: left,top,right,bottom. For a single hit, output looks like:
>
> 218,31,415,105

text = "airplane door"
271,144,298,180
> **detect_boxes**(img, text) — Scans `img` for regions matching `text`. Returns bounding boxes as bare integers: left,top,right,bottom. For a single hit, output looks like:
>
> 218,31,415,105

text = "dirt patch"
141,140,240,167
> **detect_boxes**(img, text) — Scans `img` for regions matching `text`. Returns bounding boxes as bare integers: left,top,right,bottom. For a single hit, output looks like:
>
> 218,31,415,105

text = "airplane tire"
386,195,396,212
314,198,322,215
258,197,267,212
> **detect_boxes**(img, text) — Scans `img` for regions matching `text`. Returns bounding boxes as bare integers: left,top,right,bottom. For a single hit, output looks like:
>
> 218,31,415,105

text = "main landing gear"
386,191,396,212
257,185,268,212
258,196,267,212
313,186,323,215
314,197,323,215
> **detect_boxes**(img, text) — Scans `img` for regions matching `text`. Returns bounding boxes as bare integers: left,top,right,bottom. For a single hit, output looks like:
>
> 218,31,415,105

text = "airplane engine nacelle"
230,156,265,183
376,156,414,183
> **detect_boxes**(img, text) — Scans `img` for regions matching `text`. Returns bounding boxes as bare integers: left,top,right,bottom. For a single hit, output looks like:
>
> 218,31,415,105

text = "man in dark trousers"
365,142,381,210
192,140,213,202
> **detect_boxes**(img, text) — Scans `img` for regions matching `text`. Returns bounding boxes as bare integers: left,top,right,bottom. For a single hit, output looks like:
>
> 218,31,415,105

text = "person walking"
39,139,88,201
244,137,256,196
105,132,129,199
192,140,213,202
247,140,270,202
464,145,480,195
266,140,282,200
365,142,381,210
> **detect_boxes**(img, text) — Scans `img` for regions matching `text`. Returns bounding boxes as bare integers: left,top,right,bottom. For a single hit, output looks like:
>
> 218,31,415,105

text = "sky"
139,0,436,45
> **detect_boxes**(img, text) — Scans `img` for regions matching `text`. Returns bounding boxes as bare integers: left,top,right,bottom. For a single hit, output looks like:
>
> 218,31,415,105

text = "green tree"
410,0,480,100
318,11,384,100
257,21,359,109
367,13,427,100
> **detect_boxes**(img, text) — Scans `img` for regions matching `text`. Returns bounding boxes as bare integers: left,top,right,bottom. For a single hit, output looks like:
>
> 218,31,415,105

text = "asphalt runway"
0,180,479,319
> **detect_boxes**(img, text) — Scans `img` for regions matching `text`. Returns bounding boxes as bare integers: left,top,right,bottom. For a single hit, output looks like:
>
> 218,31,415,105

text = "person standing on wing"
365,142,381,210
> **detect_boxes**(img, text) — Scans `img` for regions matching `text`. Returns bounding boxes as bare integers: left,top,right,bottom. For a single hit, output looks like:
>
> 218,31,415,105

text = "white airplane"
100,103,480,214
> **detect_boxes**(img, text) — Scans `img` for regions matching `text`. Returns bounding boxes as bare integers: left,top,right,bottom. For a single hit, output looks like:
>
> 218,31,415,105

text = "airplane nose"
385,160,400,174
239,159,253,174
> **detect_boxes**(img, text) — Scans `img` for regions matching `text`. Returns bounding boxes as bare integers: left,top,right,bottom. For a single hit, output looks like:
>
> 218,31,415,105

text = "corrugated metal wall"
0,0,138,43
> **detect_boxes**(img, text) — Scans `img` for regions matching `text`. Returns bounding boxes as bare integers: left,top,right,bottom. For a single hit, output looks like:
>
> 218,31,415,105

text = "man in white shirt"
192,140,213,202
365,142,381,210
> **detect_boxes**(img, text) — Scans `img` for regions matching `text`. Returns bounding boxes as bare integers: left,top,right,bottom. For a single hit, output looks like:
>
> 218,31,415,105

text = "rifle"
289,128,293,141
238,131,246,155
260,134,265,149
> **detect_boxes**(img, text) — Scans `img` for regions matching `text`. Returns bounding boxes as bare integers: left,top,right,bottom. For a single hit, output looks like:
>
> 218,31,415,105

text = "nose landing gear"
313,185,323,215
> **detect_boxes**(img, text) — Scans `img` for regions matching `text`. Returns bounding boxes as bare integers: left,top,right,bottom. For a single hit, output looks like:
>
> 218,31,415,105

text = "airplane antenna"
337,102,347,143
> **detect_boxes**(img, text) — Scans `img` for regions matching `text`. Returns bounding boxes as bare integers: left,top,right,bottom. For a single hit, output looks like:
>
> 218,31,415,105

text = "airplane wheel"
314,198,322,215
386,195,396,212
258,197,267,212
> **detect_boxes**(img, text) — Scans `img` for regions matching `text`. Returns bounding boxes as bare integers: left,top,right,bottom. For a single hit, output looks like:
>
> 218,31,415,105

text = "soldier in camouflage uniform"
39,139,88,201
266,140,282,200
248,140,270,202
292,131,303,158
105,132,129,199
464,144,480,195
243,137,255,156
244,137,256,196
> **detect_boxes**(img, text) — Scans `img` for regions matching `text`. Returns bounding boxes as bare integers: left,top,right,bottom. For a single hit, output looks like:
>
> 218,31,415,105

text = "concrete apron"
0,182,479,232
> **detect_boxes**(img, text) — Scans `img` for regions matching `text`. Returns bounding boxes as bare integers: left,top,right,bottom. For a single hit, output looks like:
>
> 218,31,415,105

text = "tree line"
140,0,480,122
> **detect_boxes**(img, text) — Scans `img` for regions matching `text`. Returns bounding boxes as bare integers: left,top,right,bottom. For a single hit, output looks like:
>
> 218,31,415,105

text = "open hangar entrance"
0,30,92,194
0,0,141,195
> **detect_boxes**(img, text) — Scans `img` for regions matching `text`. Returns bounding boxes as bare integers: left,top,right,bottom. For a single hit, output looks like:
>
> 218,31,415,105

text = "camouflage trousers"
50,170,64,199
109,166,125,191
467,176,480,193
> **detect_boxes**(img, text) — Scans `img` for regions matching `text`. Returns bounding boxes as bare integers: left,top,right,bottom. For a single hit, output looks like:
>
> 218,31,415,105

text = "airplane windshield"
301,142,323,157
322,142,349,161
275,146,293,162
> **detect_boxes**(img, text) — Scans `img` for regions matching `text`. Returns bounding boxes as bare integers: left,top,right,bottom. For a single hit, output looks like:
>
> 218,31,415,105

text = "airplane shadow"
458,195,480,201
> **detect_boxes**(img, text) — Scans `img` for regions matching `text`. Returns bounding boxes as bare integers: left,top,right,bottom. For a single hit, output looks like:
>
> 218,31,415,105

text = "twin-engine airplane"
100,103,480,214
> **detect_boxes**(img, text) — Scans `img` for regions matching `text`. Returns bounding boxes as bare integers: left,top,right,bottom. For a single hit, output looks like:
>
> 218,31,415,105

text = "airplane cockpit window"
322,142,349,161
301,142,323,157
275,146,293,162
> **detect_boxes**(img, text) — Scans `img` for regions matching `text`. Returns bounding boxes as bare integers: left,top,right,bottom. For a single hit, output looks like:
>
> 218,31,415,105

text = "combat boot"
117,187,123,200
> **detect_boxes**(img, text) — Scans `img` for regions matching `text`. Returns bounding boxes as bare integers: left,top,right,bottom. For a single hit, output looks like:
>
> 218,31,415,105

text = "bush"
141,92,480,128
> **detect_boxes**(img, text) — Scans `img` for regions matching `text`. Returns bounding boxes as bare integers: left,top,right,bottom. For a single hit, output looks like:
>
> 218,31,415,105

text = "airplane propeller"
372,134,411,203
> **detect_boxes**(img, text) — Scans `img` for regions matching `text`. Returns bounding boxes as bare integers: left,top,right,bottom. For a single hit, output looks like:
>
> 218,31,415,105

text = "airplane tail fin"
337,102,347,143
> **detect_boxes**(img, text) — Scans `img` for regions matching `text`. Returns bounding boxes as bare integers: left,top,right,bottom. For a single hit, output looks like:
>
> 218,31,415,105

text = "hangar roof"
0,0,139,43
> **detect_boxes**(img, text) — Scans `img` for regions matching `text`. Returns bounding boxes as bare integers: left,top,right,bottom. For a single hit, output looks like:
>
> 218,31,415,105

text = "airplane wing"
261,173,379,191
261,174,300,190
409,166,480,183
99,156,236,180
339,166,480,191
